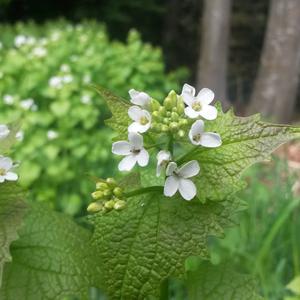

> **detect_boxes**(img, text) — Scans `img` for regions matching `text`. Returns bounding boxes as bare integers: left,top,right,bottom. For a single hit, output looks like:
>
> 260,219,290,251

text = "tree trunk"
196,0,232,109
248,0,300,123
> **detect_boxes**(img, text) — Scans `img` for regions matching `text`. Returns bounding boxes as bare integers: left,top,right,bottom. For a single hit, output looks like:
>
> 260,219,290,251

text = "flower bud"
171,112,179,121
152,111,160,119
178,130,185,138
158,106,166,115
163,118,169,124
179,118,188,127
163,97,173,110
169,122,179,131
96,182,108,190
176,96,185,115
150,99,161,111
104,199,115,210
87,201,103,213
114,200,126,210
113,187,123,197
161,125,169,132
106,177,116,187
91,191,103,200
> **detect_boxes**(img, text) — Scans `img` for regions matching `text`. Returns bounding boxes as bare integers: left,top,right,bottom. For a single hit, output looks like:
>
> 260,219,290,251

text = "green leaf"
94,85,131,139
0,204,102,300
91,191,244,299
0,182,27,287
180,105,300,201
287,276,300,296
186,260,263,300
0,123,19,154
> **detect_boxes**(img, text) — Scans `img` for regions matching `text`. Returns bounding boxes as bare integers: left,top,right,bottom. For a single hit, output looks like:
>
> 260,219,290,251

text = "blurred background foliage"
1,0,300,299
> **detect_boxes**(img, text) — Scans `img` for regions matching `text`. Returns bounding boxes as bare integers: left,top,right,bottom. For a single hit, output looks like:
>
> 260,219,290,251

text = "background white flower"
129,89,151,108
189,120,222,148
0,156,18,183
112,132,149,171
47,130,58,140
32,47,47,58
16,130,24,141
128,106,151,133
3,94,14,105
20,98,35,110
0,124,10,139
164,160,200,201
156,150,171,176
49,76,63,89
14,35,27,47
181,84,217,120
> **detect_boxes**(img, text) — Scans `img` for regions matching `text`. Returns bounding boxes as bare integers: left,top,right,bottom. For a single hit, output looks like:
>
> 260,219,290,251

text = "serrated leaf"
91,192,243,299
180,105,300,201
186,261,263,300
0,182,27,287
0,204,102,300
94,85,131,139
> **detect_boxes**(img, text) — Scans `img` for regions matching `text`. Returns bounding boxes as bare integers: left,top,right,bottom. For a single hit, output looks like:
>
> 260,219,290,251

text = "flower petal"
189,120,205,145
198,105,218,120
177,160,200,178
178,178,197,200
166,162,177,176
136,149,149,167
197,88,214,105
5,172,18,181
112,141,131,155
128,122,150,133
157,150,171,165
128,132,143,149
156,164,162,177
181,93,194,107
0,157,13,171
181,83,195,97
118,155,137,171
129,89,151,107
128,106,144,121
164,175,179,197
184,106,200,119
200,132,222,148
0,176,5,183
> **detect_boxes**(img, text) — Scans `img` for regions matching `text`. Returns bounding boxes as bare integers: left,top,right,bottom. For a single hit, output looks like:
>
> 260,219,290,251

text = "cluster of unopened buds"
88,177,127,213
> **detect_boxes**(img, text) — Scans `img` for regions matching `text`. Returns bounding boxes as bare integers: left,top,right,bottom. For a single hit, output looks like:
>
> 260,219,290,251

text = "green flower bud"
163,118,169,124
179,118,188,127
161,125,169,132
178,130,185,138
166,111,171,117
177,96,185,115
172,107,178,112
114,200,126,210
96,182,108,190
171,112,179,121
113,187,123,197
106,177,116,187
163,97,173,110
158,106,166,115
91,191,103,200
87,201,103,213
169,122,179,131
104,199,115,210
152,111,160,119
103,189,112,197
150,99,161,111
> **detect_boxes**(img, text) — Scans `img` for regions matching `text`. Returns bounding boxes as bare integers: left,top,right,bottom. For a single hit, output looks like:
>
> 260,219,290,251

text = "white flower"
164,160,200,201
20,98,35,110
128,106,151,133
129,89,151,108
0,124,10,139
16,130,24,141
0,156,18,183
32,47,47,57
49,76,62,89
181,84,217,120
3,94,14,105
47,130,58,140
112,132,149,171
14,35,27,47
81,95,91,104
189,120,222,148
156,150,171,176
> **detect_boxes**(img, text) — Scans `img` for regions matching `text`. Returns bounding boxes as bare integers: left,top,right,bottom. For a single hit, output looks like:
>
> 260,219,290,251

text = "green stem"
125,186,163,198
177,147,197,164
168,133,174,156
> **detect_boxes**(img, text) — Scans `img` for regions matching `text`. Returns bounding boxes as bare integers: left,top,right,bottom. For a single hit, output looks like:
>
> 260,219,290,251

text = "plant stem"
124,186,163,198
168,133,174,156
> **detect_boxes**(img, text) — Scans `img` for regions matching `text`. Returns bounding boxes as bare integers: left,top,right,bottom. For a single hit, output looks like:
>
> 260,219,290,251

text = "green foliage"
0,20,187,214
0,182,27,286
0,203,101,299
185,259,263,300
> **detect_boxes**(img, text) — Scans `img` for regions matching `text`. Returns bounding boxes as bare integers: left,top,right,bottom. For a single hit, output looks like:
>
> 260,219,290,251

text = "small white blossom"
112,132,149,171
189,120,222,148
47,130,58,140
164,160,200,201
3,94,14,105
0,156,18,183
156,150,171,176
129,89,151,108
49,76,63,89
20,98,35,110
51,31,61,41
0,124,10,140
32,47,47,57
14,35,27,47
60,64,70,73
128,106,151,133
81,95,91,104
16,130,24,141
181,84,217,120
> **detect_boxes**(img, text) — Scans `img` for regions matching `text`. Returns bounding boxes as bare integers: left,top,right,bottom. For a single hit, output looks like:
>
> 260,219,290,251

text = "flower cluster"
0,124,18,183
88,178,127,213
111,84,222,201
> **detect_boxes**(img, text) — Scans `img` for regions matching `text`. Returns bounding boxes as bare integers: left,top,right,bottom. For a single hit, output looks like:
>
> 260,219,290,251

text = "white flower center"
193,134,201,142
131,149,141,155
0,168,6,176
139,116,149,125
192,102,202,112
